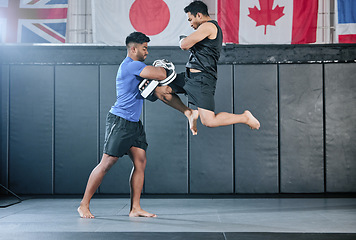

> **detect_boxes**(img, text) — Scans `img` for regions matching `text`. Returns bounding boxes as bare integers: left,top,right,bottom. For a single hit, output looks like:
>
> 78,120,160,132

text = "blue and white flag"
335,0,356,43
0,0,68,43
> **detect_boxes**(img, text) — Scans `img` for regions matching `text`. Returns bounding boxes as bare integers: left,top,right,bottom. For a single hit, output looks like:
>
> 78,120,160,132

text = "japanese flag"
218,0,318,44
92,0,193,46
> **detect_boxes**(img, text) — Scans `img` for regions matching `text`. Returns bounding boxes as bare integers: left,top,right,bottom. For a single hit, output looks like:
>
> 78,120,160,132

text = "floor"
0,196,355,240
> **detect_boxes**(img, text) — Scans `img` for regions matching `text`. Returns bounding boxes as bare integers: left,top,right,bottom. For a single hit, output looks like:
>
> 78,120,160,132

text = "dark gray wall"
1,65,9,193
234,64,278,193
54,65,99,194
325,63,356,192
279,64,324,193
190,65,234,194
9,65,54,194
145,65,189,194
0,45,355,195
99,65,133,194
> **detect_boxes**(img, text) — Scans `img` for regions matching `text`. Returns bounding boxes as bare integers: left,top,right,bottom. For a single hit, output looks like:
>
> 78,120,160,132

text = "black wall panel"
279,64,324,193
9,65,54,194
325,63,356,192
145,65,189,194
54,65,99,194
190,65,234,193
1,45,355,195
234,65,279,193
98,65,133,194
1,65,9,190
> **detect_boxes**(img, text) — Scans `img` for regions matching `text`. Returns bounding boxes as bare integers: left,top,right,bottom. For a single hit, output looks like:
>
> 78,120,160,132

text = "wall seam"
52,65,56,195
97,64,101,194
7,65,11,189
6,65,10,189
277,63,281,194
322,63,327,193
232,64,236,194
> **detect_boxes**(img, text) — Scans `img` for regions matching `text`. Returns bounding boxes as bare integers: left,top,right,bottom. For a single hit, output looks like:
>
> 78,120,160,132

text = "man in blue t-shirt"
78,32,168,218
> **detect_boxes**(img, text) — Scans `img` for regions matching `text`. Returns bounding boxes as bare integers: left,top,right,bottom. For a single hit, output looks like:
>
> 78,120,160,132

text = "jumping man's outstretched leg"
198,108,260,129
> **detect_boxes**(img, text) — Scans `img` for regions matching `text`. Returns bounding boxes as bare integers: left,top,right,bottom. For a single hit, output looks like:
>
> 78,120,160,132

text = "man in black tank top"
154,1,260,132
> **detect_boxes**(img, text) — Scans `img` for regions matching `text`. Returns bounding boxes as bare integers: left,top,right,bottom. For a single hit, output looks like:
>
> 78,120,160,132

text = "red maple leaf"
248,0,285,35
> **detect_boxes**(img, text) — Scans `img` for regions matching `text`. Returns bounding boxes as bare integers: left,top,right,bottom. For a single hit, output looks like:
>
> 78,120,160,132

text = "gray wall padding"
1,65,9,192
279,64,324,193
54,65,99,194
144,65,189,194
190,65,234,194
234,65,279,193
325,63,356,192
0,45,355,195
9,65,54,194
98,65,133,194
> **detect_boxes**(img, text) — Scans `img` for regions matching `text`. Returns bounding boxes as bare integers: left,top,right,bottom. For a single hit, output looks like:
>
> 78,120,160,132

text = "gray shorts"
103,112,148,158
169,70,217,111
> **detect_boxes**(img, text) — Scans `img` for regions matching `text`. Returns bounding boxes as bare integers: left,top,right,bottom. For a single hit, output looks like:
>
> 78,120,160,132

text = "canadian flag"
218,0,318,44
92,0,193,46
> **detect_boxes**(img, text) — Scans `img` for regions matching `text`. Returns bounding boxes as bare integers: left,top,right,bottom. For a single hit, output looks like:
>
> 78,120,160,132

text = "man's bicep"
140,66,166,80
180,23,212,50
181,31,206,50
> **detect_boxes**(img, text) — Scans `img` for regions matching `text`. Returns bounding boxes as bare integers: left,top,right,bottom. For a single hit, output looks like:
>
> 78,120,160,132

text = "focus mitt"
153,59,177,86
138,79,159,99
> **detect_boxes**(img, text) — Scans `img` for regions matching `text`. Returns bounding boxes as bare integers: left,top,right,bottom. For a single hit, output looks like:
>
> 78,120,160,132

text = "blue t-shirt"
110,57,146,122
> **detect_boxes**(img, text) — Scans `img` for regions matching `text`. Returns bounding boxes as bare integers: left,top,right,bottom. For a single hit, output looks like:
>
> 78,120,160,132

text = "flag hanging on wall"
335,0,356,43
0,0,68,43
92,0,193,46
217,0,318,44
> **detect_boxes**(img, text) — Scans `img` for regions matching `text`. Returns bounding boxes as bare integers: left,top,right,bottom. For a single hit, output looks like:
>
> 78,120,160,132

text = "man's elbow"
180,43,189,50
179,39,190,50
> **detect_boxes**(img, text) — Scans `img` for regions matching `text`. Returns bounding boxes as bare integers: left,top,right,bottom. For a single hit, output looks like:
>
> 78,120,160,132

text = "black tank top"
186,20,223,79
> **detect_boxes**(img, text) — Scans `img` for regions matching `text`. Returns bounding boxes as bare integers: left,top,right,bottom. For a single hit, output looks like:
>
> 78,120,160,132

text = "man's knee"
154,86,173,101
200,115,216,128
100,154,118,172
134,157,147,169
201,119,214,128
198,108,218,128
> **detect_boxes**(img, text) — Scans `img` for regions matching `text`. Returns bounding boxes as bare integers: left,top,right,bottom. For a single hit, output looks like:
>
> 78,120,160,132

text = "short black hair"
125,32,150,47
184,1,209,17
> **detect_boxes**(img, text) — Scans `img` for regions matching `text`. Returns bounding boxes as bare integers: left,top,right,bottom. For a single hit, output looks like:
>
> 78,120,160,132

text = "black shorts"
169,70,217,111
103,112,148,158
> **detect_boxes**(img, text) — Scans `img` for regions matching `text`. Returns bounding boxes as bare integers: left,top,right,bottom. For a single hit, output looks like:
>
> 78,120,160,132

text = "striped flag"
335,0,356,43
0,0,68,43
218,0,318,44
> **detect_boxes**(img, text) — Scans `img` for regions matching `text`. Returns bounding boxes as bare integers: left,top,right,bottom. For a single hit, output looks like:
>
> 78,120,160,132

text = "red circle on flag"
129,0,170,36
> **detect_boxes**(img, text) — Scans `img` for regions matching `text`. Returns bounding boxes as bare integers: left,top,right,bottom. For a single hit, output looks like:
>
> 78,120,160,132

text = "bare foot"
244,110,260,129
187,110,199,135
129,208,157,218
78,205,94,218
